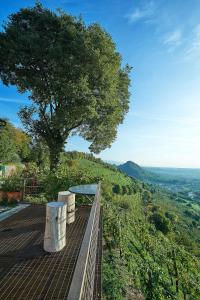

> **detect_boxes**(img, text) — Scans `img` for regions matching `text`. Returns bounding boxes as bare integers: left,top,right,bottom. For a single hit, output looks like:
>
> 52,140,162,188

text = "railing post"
22,178,26,202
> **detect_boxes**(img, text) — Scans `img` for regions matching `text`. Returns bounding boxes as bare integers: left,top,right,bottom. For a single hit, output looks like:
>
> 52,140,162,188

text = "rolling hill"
118,160,149,180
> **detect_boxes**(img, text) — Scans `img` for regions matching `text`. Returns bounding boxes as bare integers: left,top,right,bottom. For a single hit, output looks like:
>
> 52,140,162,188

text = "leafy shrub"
42,163,100,199
112,194,133,211
113,184,121,194
25,194,47,204
22,162,41,178
149,212,171,234
184,210,200,221
122,185,128,195
117,199,131,210
11,153,21,163
102,182,113,198
1,175,22,192
0,196,8,206
0,196,17,206
151,205,160,212
165,211,178,223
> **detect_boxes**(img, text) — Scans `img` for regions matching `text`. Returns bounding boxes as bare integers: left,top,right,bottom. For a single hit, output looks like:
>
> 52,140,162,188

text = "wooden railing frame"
67,183,101,300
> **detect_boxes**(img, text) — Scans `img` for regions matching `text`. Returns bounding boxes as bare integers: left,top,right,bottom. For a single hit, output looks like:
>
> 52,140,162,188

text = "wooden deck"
0,204,102,299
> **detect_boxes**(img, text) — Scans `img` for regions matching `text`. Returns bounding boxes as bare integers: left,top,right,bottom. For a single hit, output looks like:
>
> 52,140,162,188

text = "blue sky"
1,0,200,167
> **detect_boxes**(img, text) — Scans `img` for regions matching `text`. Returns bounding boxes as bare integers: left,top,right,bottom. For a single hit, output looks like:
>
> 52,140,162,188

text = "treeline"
0,120,30,163
0,120,50,168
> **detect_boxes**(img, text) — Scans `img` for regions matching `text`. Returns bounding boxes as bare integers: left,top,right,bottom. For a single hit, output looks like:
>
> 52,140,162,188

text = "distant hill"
118,161,200,187
145,166,200,180
118,160,148,180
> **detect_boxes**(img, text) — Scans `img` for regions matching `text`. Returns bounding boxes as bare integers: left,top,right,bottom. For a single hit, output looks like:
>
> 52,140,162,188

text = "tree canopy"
0,3,131,169
0,120,30,163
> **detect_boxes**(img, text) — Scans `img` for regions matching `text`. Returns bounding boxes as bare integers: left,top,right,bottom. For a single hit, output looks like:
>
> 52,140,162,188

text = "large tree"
0,3,131,170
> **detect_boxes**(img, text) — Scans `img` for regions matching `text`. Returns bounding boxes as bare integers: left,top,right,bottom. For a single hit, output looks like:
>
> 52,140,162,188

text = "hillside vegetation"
1,151,200,299
44,153,200,300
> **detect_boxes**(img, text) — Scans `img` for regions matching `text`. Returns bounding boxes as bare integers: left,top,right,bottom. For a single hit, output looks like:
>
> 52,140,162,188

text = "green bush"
149,212,171,234
42,163,100,199
1,175,22,192
22,162,41,178
113,184,121,194
25,194,47,204
165,211,178,223
0,196,18,206
0,196,8,206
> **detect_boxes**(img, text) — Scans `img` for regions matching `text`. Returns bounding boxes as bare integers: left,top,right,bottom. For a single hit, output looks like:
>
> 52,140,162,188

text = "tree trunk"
58,191,75,224
49,143,63,171
44,201,67,252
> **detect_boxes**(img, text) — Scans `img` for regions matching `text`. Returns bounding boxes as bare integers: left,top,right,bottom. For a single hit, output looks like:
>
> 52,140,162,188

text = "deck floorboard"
0,204,93,300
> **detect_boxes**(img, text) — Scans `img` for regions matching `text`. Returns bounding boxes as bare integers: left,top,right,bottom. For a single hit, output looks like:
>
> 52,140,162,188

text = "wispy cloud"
132,133,199,144
129,110,200,128
0,96,28,104
163,29,182,48
184,24,200,60
126,1,156,23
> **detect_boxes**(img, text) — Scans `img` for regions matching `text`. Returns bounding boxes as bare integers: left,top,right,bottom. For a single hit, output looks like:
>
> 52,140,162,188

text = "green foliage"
1,151,199,299
13,124,31,161
113,184,122,194
165,211,178,223
0,123,17,163
1,174,23,192
22,162,41,178
103,256,128,300
25,194,47,204
184,210,200,221
118,160,147,180
0,3,131,170
0,120,30,163
78,158,134,188
0,196,18,206
42,157,100,199
0,196,9,206
77,156,199,299
112,184,132,195
103,192,200,299
29,138,49,170
149,212,171,234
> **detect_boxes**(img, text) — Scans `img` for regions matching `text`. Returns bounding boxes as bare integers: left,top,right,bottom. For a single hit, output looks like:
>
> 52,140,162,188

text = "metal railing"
22,178,43,200
67,183,101,300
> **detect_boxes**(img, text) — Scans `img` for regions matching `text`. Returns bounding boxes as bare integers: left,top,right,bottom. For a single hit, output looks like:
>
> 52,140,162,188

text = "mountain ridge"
118,160,149,180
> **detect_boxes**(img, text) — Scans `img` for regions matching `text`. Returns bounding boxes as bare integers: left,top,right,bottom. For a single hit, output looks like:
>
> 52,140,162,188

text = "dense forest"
0,121,200,299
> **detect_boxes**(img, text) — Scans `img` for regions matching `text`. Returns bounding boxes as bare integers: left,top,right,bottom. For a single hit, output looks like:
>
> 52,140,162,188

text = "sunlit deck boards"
0,204,94,300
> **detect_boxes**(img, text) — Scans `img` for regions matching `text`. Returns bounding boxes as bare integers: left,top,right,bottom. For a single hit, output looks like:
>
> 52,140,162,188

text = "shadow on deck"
0,204,102,299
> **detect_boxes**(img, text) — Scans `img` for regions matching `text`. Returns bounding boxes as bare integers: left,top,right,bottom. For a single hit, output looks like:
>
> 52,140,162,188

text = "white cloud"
184,24,200,60
127,1,156,23
163,29,182,47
